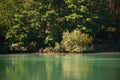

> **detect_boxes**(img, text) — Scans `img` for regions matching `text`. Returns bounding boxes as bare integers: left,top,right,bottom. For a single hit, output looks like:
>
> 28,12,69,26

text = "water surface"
0,53,120,80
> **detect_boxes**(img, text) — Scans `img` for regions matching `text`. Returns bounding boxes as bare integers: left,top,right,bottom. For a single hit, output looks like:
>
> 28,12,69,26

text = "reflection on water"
0,54,120,80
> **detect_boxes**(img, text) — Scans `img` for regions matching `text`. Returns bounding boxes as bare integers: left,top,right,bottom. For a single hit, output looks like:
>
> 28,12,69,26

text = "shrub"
10,43,27,52
54,42,64,52
43,47,54,53
61,29,93,53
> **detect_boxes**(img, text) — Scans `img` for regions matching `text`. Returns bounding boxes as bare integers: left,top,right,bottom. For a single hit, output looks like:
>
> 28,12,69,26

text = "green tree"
1,0,119,52
0,0,33,52
6,10,45,51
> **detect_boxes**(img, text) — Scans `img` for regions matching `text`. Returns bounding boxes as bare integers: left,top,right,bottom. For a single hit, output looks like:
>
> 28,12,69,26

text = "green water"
0,53,120,80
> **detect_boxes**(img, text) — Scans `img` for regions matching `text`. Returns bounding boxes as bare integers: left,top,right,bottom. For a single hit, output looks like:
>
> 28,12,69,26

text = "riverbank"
0,43,120,54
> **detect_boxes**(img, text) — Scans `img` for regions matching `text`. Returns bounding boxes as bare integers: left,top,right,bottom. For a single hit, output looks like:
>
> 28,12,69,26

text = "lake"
0,53,120,80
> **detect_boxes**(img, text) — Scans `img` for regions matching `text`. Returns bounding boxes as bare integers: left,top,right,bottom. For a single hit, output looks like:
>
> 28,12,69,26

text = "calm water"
0,53,120,80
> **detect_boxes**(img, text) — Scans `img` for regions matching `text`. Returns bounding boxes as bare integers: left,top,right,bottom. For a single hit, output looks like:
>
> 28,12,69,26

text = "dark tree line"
0,0,120,53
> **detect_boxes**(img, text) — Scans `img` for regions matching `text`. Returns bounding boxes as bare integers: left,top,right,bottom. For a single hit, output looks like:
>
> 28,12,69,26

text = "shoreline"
0,51,120,55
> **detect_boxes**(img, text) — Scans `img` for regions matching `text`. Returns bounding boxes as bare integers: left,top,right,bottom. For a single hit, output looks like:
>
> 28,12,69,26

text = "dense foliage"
61,29,93,52
0,0,120,53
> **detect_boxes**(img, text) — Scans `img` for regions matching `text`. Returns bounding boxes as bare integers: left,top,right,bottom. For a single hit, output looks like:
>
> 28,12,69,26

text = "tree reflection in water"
0,54,120,80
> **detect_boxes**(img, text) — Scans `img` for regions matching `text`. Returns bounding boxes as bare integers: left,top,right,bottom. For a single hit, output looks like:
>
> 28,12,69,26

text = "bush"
54,42,64,52
43,47,54,53
10,43,27,52
61,29,93,53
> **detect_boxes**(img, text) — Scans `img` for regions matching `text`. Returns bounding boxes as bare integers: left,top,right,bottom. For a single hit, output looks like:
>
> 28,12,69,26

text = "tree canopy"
0,0,120,53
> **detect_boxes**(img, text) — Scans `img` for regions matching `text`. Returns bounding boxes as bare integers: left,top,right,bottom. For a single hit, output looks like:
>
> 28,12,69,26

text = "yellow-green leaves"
62,29,93,52
80,5,87,13
65,13,82,21
86,18,92,22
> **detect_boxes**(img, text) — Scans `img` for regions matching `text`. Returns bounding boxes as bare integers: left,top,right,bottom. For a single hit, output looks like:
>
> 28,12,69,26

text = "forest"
0,0,120,53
